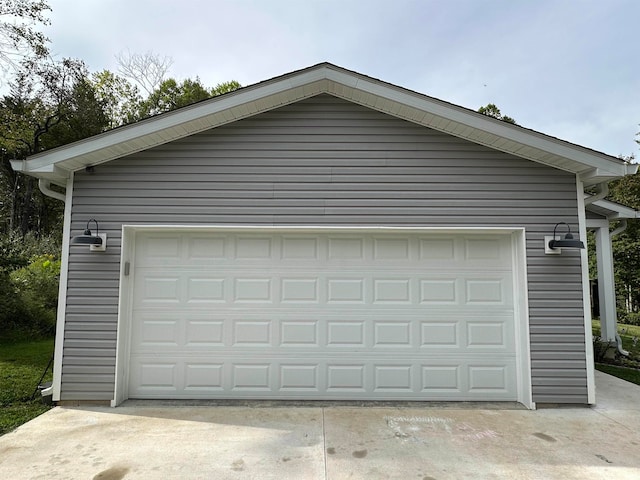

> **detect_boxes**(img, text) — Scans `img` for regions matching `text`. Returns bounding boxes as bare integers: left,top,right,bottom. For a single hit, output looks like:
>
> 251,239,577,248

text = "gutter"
38,179,66,203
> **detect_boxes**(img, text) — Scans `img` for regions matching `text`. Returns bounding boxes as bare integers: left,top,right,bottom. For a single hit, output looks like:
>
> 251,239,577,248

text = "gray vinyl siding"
64,94,586,403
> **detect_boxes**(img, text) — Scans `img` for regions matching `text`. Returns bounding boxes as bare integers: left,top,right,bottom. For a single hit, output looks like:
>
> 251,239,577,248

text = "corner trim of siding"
577,176,596,404
53,172,74,401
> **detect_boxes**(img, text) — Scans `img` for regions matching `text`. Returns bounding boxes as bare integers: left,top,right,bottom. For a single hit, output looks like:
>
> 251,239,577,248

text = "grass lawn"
0,338,54,436
592,319,640,358
595,363,640,385
592,319,640,386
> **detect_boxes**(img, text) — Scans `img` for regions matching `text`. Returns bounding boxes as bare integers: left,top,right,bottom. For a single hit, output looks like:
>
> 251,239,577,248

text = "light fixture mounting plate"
544,235,561,254
90,233,107,252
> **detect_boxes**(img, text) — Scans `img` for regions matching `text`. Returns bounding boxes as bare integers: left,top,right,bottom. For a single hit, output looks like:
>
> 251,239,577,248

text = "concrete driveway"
1,371,639,480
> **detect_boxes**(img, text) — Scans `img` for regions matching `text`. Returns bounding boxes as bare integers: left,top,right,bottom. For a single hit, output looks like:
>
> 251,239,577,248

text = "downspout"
610,218,630,356
610,219,628,238
38,179,66,203
584,182,609,206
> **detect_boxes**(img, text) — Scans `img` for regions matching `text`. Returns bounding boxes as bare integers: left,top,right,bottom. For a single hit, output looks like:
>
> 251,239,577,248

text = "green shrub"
0,233,60,271
8,255,61,337
618,311,640,326
0,271,22,332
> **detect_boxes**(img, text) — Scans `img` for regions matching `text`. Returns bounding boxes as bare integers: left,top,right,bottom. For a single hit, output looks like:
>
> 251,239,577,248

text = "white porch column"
594,225,617,342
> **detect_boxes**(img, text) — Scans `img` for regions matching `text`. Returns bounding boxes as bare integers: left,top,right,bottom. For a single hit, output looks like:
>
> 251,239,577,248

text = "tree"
211,80,241,96
135,77,241,119
111,50,241,123
607,156,640,322
91,69,141,128
0,57,109,236
116,50,173,96
0,0,50,80
478,103,517,124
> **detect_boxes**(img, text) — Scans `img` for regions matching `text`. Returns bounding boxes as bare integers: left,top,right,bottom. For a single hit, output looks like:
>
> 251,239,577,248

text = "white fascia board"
330,71,630,177
23,74,331,174
590,199,640,219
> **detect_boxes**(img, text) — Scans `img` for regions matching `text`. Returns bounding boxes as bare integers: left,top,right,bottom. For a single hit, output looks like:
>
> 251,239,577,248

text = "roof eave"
587,199,640,219
16,63,633,183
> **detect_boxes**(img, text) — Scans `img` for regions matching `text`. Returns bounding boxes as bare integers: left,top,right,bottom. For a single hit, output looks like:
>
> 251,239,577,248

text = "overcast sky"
44,0,638,159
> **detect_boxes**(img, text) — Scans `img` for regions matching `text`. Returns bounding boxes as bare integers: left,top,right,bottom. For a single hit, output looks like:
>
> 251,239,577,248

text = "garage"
124,228,522,401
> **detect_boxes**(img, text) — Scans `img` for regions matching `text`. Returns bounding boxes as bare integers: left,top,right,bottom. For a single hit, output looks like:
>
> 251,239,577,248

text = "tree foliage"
477,103,517,124
1,48,241,239
114,50,241,121
136,77,241,118
607,161,640,321
91,69,141,128
0,57,110,236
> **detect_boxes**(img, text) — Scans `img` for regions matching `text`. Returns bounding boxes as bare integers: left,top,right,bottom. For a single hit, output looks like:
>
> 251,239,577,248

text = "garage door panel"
188,235,226,260
186,277,225,303
184,363,224,392
133,273,513,309
232,320,272,346
281,278,319,303
373,322,412,347
280,364,319,391
467,320,510,348
135,233,513,268
129,231,518,400
280,320,319,346
373,237,410,259
185,320,224,346
137,318,179,346
129,354,517,400
131,313,515,354
468,365,514,394
421,321,459,347
135,362,178,393
281,236,319,259
135,276,181,305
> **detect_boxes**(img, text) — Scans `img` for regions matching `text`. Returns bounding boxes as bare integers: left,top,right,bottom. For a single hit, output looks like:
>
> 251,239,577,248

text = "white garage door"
128,230,518,400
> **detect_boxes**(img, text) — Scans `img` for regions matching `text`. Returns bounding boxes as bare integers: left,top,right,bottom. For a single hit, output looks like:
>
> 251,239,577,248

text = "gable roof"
11,62,637,186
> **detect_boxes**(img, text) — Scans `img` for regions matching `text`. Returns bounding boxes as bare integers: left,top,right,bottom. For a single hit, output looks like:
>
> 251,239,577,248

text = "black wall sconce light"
545,222,585,255
71,218,107,252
